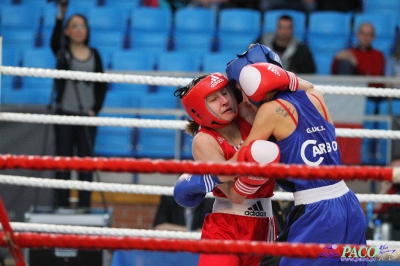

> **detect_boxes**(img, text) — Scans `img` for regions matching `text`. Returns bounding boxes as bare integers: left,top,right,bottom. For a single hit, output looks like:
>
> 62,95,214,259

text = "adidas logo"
267,64,280,76
182,173,192,182
245,200,267,217
210,75,224,88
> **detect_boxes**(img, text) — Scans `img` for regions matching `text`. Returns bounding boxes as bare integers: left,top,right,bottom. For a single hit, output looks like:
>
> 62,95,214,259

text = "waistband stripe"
293,180,349,205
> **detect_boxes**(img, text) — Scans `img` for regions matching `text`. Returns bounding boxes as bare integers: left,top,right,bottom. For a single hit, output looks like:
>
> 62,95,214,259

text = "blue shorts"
262,189,367,266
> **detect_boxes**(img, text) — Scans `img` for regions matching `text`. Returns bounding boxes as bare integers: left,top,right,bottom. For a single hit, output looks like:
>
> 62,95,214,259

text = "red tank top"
199,116,275,199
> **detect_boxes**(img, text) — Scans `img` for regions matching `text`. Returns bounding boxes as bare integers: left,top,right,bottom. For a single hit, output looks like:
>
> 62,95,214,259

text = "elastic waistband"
213,197,272,218
293,180,349,206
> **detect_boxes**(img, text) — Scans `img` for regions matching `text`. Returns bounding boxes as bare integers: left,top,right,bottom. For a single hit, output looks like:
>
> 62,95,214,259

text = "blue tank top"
274,90,341,192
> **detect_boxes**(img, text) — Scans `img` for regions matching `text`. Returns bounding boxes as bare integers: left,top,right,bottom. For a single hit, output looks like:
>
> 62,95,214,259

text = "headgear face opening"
225,43,283,106
179,73,238,129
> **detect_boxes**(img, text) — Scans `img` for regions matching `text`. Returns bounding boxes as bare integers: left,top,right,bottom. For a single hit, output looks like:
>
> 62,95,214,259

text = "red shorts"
198,197,277,266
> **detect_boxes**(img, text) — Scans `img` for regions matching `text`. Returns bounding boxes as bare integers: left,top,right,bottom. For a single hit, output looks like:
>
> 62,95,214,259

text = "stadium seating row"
1,4,400,75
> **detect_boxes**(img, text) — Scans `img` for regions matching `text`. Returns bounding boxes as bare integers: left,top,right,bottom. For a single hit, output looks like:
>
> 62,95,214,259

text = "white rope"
0,66,193,86
8,222,400,247
2,66,400,97
0,174,174,195
6,222,201,239
2,222,400,247
315,85,400,97
0,112,399,139
0,112,187,129
2,174,400,204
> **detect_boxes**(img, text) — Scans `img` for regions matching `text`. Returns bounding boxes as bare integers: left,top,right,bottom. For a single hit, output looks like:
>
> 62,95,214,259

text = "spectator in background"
331,22,385,85
256,15,316,74
385,35,400,81
51,1,107,209
153,195,214,232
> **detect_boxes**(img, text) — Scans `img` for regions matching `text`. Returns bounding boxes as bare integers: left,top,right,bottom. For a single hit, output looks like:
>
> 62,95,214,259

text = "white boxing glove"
239,62,299,103
234,140,280,196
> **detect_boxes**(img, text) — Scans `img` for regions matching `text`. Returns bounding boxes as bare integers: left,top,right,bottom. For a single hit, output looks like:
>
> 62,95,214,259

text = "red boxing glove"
234,140,280,196
238,62,299,103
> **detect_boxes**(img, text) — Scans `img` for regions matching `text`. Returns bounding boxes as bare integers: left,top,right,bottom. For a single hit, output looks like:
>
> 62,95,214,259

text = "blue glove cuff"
203,174,222,193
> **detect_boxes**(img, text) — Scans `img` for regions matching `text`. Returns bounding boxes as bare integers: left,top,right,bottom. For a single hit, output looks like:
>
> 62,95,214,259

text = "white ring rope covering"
0,112,400,139
1,174,399,204
0,66,193,86
2,65,400,97
2,222,400,248
7,222,201,239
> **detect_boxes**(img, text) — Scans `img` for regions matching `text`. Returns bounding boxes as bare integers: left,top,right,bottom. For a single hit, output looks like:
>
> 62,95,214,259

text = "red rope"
0,154,394,182
0,198,26,266
0,232,365,259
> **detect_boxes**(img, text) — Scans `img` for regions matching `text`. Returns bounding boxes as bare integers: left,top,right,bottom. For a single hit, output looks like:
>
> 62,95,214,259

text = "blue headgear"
225,44,283,106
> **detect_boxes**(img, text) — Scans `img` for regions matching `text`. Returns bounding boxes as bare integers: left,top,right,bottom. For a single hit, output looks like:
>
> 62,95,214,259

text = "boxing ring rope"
2,66,400,264
2,174,400,203
2,65,400,98
1,112,400,139
0,154,398,183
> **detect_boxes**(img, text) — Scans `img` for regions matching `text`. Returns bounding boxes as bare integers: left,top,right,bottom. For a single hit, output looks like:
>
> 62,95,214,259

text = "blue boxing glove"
173,173,222,208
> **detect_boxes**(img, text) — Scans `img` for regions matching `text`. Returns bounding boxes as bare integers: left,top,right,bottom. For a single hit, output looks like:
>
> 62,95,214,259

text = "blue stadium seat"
307,11,352,55
22,47,55,69
361,121,389,166
94,113,136,157
87,6,129,35
129,7,172,52
1,54,52,107
378,99,400,116
112,50,155,72
1,47,23,92
109,50,154,97
352,12,397,59
173,7,217,53
0,5,41,30
157,51,201,72
312,51,335,75
135,94,180,159
360,98,390,166
64,0,98,17
217,8,261,53
1,89,45,105
1,5,41,49
19,48,55,104
1,28,37,50
181,130,193,159
262,9,306,42
102,0,141,11
155,51,201,97
90,31,126,51
41,6,57,31
102,90,137,109
201,52,235,73
363,0,400,14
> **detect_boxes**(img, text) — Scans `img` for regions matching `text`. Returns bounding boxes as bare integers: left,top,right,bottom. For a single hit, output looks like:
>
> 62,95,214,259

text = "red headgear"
181,73,238,129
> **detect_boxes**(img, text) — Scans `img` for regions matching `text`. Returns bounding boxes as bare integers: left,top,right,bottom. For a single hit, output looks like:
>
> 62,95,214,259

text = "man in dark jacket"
256,15,316,74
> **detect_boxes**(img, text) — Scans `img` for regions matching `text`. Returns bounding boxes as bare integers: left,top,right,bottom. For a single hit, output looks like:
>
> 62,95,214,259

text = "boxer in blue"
225,44,367,266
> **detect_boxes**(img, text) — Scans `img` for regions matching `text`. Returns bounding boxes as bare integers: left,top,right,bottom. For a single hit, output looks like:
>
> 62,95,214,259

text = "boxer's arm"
298,77,314,91
192,132,238,182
